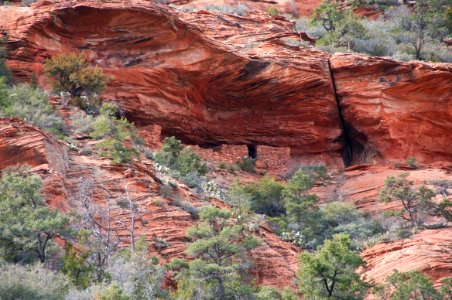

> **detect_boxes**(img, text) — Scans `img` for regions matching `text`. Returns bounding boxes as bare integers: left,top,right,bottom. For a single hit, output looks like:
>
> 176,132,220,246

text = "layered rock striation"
2,0,451,167
331,54,452,165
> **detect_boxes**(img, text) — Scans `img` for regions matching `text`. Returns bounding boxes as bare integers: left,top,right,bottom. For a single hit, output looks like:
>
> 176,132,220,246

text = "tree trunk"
218,277,226,300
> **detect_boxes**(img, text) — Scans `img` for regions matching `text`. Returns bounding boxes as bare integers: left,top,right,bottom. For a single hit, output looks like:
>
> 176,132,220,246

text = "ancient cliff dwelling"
0,0,451,299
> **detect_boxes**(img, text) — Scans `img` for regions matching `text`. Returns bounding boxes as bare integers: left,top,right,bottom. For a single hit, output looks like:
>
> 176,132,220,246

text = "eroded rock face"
331,54,452,166
1,0,344,168
361,228,452,287
311,164,452,215
0,118,68,173
3,1,452,168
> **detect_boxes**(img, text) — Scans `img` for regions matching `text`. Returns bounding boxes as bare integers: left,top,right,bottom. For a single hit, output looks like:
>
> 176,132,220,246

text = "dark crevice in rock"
247,144,257,159
327,58,352,167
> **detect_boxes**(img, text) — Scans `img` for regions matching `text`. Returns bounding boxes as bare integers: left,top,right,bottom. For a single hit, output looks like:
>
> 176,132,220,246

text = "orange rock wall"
331,54,452,166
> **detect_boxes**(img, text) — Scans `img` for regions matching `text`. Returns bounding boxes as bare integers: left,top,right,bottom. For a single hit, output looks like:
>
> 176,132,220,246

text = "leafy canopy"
384,270,445,300
311,1,366,49
169,206,261,300
44,53,109,112
298,234,368,299
0,168,70,263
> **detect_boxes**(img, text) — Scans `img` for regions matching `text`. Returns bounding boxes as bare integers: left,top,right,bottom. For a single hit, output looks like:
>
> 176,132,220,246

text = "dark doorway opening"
247,145,257,159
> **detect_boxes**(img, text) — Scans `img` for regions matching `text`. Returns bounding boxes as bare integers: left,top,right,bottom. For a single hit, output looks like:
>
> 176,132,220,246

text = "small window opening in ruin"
247,145,257,159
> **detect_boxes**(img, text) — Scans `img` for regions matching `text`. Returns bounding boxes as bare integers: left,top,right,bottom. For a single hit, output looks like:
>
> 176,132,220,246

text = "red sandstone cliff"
0,0,451,293
331,54,452,166
2,1,451,168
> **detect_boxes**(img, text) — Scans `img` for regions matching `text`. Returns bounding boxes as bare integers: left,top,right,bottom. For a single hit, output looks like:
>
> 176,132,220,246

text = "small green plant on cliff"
0,36,14,83
267,6,279,16
168,206,261,299
233,157,256,173
90,102,140,164
155,136,208,181
0,82,64,137
406,156,417,168
44,53,109,113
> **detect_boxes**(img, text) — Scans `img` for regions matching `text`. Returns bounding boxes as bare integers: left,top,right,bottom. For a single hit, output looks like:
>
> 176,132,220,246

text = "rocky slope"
0,116,300,288
361,228,452,288
0,0,451,293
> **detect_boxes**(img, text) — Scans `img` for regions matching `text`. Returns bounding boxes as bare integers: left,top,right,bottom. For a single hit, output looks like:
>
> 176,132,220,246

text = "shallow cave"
247,144,257,159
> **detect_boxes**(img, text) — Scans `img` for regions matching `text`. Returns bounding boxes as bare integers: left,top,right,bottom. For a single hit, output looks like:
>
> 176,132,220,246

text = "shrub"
0,83,64,137
155,136,183,167
66,283,129,300
155,136,208,178
176,147,208,176
21,0,38,5
90,102,139,164
234,157,256,173
70,110,95,135
0,36,13,83
204,3,249,16
406,156,417,168
174,198,200,219
316,201,383,249
160,184,174,198
0,263,70,300
179,171,203,188
232,176,285,217
44,53,108,111
106,252,167,299
383,270,442,299
268,6,279,16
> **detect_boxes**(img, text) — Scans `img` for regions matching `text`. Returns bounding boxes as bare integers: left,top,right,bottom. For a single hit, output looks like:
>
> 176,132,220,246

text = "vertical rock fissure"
327,58,352,166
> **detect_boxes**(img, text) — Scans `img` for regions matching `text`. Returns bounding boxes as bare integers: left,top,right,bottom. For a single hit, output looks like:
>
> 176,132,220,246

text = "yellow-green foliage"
44,53,109,112
90,103,139,164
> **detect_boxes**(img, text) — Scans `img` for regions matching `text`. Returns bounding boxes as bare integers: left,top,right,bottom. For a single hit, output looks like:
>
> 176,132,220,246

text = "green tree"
169,206,261,300
385,270,441,300
61,242,95,289
298,234,368,299
176,147,208,176
380,173,436,229
0,168,70,263
311,1,366,50
279,168,331,248
44,53,108,111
